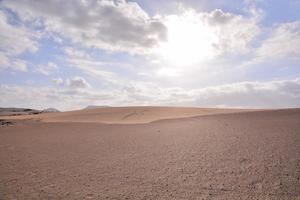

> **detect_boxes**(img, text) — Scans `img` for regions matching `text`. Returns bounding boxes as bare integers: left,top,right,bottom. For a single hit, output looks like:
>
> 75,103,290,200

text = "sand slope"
0,108,299,199
2,106,254,124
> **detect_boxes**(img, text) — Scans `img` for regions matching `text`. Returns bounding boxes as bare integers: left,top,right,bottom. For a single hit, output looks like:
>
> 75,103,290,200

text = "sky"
0,0,300,111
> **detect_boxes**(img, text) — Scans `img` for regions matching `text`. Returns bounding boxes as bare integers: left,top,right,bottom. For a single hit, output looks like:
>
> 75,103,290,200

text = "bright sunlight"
158,11,218,66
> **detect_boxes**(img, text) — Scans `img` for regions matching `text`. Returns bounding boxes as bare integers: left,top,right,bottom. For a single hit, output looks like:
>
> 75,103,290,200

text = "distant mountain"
42,108,60,113
84,105,110,110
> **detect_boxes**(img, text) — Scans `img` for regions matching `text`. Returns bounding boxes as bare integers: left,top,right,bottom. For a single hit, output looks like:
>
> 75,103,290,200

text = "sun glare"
158,13,217,66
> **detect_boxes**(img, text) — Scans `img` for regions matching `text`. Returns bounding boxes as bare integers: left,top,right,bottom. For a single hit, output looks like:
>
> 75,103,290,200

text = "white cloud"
0,53,28,72
53,76,91,89
0,53,9,67
0,10,37,72
52,78,64,86
188,78,300,108
0,10,37,55
3,0,167,54
204,8,261,54
256,21,300,60
53,77,92,90
35,62,58,75
66,76,90,89
63,47,121,85
64,47,91,60
10,59,28,72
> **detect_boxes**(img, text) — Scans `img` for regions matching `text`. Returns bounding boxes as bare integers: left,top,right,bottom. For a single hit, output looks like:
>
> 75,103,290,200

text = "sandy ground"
0,108,299,199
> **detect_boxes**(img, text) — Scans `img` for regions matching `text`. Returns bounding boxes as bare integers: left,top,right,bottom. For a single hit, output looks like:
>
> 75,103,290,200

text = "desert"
1,107,299,199
1,0,300,199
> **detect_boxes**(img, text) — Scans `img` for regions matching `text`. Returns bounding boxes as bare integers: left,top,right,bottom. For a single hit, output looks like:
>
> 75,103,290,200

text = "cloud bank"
1,78,299,110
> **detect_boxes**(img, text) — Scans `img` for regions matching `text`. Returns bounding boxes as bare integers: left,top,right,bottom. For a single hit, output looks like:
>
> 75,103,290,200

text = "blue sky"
0,0,299,110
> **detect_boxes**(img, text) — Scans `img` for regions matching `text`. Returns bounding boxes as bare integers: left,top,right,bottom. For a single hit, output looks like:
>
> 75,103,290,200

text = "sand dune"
2,106,254,124
0,108,299,199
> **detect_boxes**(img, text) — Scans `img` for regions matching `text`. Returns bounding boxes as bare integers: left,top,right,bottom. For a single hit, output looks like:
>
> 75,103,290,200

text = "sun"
157,12,217,66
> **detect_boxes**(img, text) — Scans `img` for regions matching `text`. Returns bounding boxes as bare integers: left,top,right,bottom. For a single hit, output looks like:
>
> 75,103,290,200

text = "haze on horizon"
0,0,300,111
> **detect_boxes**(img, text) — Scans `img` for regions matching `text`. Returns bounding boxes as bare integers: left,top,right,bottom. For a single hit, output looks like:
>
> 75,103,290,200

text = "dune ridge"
1,106,257,124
